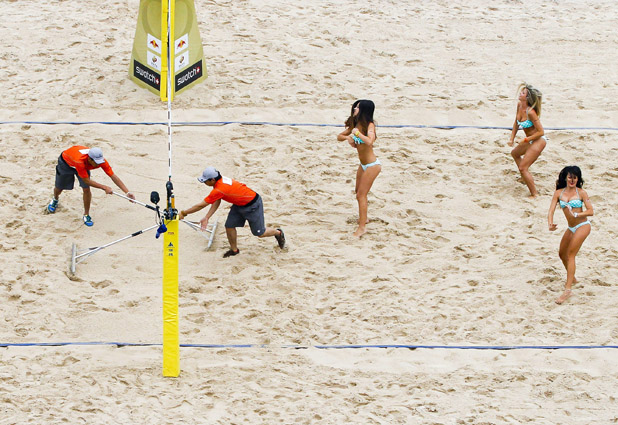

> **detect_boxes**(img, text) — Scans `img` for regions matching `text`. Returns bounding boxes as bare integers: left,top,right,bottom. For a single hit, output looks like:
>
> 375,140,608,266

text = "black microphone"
166,181,173,198
150,191,160,205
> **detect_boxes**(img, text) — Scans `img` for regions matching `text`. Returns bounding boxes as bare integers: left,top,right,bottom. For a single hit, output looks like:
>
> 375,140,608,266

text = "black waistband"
243,194,259,207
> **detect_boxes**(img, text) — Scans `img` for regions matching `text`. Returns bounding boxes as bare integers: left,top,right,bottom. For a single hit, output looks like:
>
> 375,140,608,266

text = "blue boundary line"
1,342,617,350
2,120,618,131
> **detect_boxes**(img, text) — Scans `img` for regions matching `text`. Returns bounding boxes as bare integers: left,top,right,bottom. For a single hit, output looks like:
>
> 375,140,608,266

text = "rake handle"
113,191,156,211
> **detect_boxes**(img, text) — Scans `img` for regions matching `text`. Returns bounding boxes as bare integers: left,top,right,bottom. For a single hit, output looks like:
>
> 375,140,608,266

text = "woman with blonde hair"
508,83,546,197
337,99,381,238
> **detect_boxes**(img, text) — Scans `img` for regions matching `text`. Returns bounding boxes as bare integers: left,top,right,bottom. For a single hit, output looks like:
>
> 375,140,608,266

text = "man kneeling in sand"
178,167,285,258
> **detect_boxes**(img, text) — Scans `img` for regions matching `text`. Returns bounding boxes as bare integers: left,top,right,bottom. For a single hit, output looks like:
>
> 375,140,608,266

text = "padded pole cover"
162,218,179,377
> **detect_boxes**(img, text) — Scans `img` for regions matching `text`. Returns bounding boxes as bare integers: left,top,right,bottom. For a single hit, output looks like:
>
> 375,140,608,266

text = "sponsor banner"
130,0,206,99
134,59,160,90
175,59,202,92
175,34,189,54
147,51,162,71
147,34,162,54
175,51,189,72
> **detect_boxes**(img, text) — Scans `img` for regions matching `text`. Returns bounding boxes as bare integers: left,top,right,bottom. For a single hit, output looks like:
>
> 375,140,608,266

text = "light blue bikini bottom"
568,220,590,233
361,158,381,171
530,135,548,144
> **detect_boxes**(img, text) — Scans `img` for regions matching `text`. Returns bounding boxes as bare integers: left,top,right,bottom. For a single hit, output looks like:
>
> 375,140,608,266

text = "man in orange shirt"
47,146,135,226
179,166,285,257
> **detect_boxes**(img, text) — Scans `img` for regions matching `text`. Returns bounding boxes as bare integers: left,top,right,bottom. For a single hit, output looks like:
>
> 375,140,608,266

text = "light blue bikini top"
517,108,534,129
352,133,364,144
559,188,583,209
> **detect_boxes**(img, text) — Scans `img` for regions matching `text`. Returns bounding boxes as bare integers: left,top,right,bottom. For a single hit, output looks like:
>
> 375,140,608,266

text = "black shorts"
225,195,266,236
54,154,90,190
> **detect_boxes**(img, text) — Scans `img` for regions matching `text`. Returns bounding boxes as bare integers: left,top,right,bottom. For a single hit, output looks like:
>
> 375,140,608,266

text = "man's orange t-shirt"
204,177,256,206
61,146,114,179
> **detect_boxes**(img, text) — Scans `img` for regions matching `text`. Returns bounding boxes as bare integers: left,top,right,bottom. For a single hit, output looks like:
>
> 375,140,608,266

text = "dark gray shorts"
225,195,265,236
55,154,90,190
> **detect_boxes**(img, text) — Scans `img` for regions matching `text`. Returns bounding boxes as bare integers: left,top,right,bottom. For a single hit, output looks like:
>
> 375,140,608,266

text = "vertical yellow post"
162,0,178,377
160,0,168,101
169,0,175,102
160,0,175,102
162,217,179,377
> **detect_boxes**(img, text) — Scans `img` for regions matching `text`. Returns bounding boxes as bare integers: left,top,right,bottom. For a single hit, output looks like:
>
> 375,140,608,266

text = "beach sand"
1,0,618,423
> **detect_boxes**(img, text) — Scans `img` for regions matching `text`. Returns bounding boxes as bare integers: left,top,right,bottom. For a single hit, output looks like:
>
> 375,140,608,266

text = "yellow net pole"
162,0,179,377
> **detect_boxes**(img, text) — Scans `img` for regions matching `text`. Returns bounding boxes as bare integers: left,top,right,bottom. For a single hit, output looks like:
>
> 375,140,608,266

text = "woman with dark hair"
508,83,546,197
337,99,381,237
547,166,593,304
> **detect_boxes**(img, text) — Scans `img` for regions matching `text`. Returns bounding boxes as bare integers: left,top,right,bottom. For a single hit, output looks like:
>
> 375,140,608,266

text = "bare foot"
555,290,572,305
353,226,367,238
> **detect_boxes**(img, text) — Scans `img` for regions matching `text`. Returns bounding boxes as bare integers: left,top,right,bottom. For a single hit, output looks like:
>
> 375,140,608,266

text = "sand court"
2,0,618,422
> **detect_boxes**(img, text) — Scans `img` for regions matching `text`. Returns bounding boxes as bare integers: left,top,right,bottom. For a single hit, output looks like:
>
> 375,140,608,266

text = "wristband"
523,137,528,143
574,212,578,218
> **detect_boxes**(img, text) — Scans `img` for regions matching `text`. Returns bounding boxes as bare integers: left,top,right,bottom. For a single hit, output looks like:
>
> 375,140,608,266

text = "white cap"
197,166,219,183
88,147,105,164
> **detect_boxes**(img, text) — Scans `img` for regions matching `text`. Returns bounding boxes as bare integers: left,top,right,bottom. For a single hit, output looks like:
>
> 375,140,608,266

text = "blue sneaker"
83,215,94,227
47,198,58,213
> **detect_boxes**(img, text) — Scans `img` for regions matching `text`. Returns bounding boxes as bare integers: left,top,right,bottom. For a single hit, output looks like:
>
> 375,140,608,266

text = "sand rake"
180,218,218,249
69,192,217,273
70,224,160,274
114,191,219,248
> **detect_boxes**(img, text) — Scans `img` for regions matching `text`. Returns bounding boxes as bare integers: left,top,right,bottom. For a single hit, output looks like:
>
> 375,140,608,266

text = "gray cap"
88,147,105,164
197,166,219,183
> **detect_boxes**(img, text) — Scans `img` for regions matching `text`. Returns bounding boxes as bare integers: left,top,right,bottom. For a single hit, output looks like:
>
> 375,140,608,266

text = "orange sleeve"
204,188,223,204
100,161,114,177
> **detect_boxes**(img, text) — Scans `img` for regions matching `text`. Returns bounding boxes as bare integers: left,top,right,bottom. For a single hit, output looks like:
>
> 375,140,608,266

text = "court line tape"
1,342,617,350
2,120,618,131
